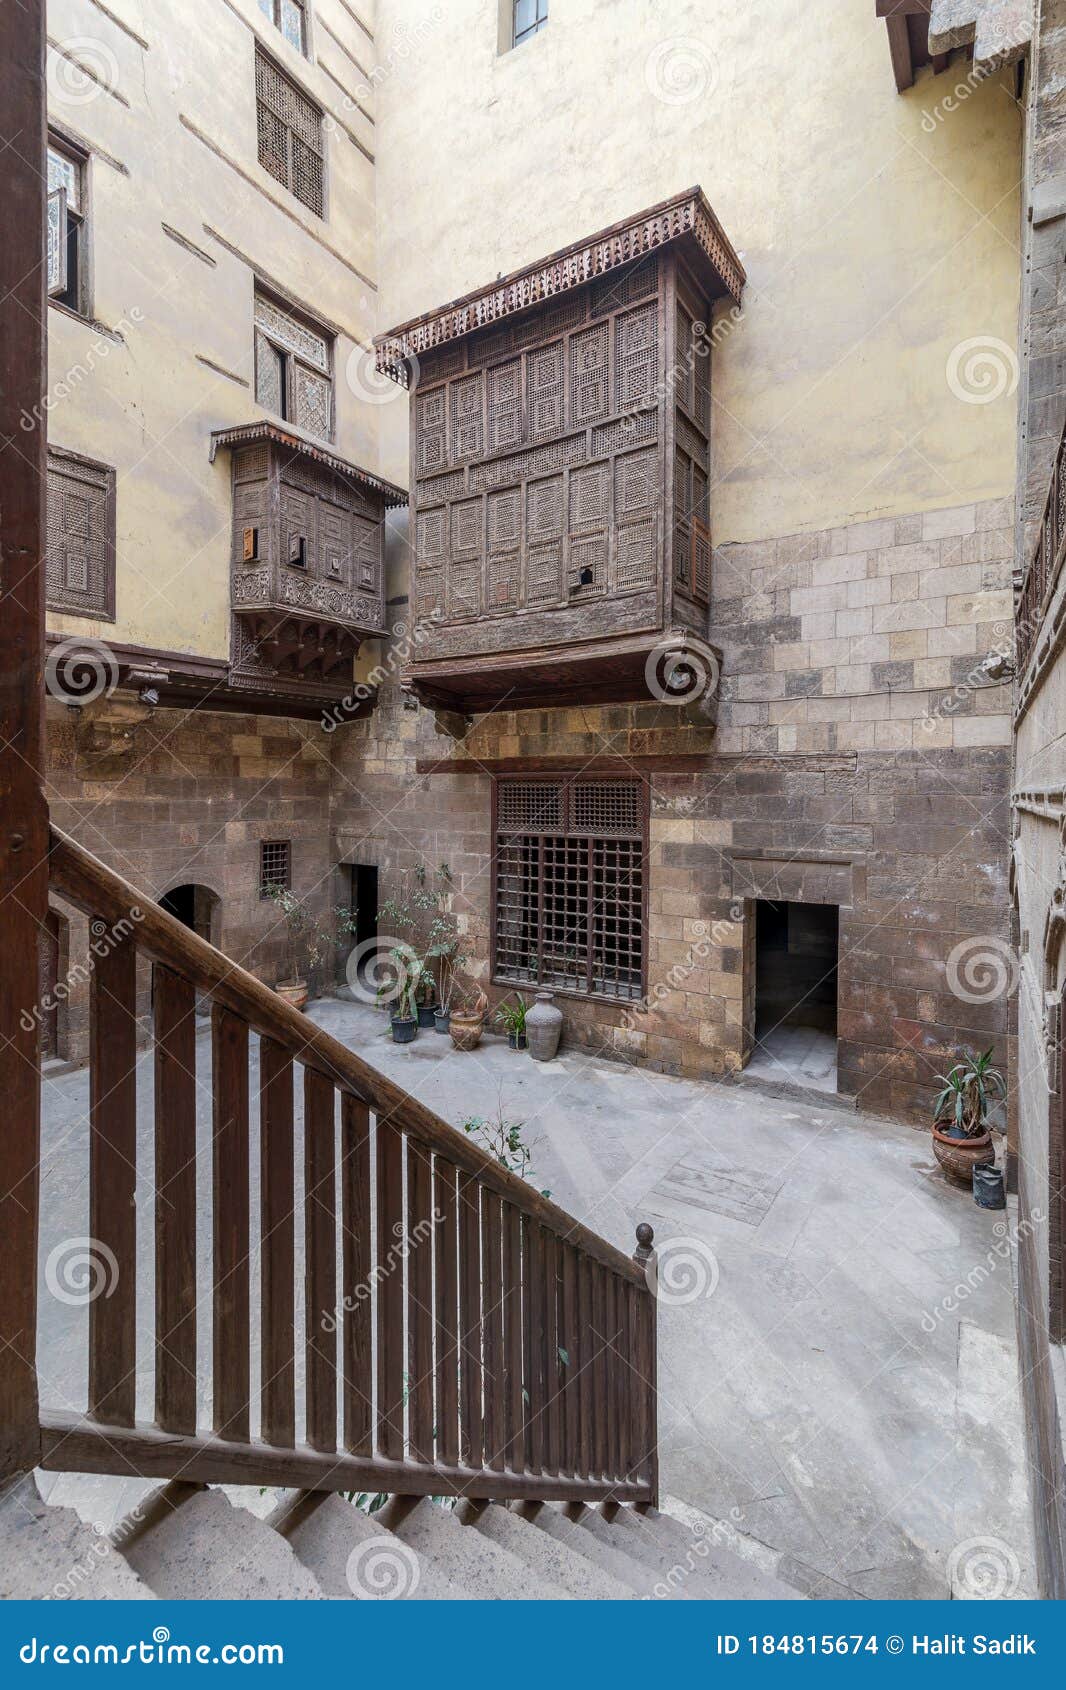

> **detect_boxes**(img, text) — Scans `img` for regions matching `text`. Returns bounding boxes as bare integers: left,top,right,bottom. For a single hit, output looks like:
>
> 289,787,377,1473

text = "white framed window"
513,0,548,46
257,0,308,56
47,137,88,315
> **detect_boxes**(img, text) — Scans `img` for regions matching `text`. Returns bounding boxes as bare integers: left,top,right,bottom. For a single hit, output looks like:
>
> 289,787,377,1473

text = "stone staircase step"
515,1500,680,1597
0,1478,151,1600
598,1504,806,1600
116,1483,325,1600
271,1492,465,1600
382,1496,572,1600
462,1500,634,1599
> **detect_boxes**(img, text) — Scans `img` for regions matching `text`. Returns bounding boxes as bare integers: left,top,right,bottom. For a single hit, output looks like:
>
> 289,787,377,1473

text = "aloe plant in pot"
494,992,528,1050
931,1047,1005,1185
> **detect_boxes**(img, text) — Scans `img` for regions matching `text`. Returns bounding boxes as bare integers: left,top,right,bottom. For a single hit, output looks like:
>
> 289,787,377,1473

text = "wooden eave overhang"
876,0,952,90
210,421,408,509
374,187,745,385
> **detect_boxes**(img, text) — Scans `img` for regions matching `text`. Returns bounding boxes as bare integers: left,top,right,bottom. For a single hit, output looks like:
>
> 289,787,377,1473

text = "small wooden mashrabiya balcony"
3,831,802,1600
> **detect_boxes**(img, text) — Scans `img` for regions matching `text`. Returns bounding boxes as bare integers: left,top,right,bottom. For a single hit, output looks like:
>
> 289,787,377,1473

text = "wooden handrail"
49,826,645,1288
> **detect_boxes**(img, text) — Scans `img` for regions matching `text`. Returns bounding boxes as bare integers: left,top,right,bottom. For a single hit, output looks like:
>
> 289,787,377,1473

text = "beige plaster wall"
44,0,380,661
372,0,1023,542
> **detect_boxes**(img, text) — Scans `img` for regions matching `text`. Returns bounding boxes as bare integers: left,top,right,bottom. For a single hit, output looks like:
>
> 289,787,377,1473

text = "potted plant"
265,887,331,1011
448,983,488,1051
494,992,528,1050
375,944,423,1043
931,1048,1005,1184
377,861,458,1028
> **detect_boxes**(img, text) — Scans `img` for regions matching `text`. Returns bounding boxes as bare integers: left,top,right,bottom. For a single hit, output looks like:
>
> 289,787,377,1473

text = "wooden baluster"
544,1230,561,1475
376,1116,404,1459
458,1172,482,1468
153,965,197,1435
341,1094,372,1456
592,1262,609,1479
406,1140,434,1464
622,1279,640,1485
605,1272,620,1480
88,928,138,1427
212,1005,250,1441
304,1069,336,1453
481,1190,505,1472
503,1202,524,1473
560,1242,578,1478
524,1221,546,1474
634,1223,658,1503
576,1252,593,1481
433,1158,459,1467
259,1038,294,1447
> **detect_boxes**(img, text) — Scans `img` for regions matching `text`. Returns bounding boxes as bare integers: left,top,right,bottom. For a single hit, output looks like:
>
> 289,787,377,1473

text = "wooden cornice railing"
40,827,658,1504
1018,421,1066,681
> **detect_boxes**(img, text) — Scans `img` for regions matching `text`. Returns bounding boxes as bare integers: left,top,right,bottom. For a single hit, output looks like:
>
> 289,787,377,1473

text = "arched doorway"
159,884,221,1014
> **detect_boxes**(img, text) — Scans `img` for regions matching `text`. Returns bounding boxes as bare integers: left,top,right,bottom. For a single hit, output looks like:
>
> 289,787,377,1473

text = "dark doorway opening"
749,899,839,1093
159,884,220,1015
38,910,61,1060
345,864,379,994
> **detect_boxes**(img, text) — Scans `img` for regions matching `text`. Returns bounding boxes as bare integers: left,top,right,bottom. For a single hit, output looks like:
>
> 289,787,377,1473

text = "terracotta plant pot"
931,1121,995,1185
276,980,309,1012
449,990,487,1052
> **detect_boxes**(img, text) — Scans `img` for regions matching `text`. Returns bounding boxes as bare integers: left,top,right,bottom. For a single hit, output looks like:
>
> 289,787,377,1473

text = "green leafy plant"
376,945,424,1021
933,1047,1006,1138
462,1101,549,1198
378,862,464,1008
494,992,528,1036
264,886,332,985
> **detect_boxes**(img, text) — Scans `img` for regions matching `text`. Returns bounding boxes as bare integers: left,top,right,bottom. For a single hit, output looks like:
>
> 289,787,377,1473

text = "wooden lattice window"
493,776,647,1001
47,136,87,315
260,839,292,896
257,0,308,55
254,289,334,439
255,47,324,217
45,447,116,620
513,0,548,45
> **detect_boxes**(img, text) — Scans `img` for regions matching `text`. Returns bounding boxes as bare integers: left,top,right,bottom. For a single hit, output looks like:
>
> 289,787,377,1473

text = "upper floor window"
45,446,116,621
47,137,88,316
254,289,334,440
513,0,548,45
258,0,308,55
255,47,324,217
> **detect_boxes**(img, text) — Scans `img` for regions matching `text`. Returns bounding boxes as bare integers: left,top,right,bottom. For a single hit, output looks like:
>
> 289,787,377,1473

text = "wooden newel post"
633,1223,659,1508
0,0,47,1483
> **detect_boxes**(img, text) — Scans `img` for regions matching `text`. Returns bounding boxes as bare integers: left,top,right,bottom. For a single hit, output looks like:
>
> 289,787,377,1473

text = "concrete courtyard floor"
37,996,1036,1600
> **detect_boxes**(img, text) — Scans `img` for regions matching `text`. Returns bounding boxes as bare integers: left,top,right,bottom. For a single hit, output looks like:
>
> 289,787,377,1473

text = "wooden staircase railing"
38,827,658,1505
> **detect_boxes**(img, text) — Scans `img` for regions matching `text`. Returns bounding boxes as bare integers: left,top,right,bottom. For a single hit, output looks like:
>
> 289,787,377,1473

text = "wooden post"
633,1223,658,1508
0,0,47,1481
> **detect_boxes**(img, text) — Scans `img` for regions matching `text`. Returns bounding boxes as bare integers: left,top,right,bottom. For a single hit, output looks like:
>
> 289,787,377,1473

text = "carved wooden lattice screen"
494,777,647,1000
255,47,324,217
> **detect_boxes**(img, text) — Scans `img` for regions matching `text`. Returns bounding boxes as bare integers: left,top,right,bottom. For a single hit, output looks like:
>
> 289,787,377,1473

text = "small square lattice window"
255,47,324,217
493,777,646,1001
260,839,292,896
